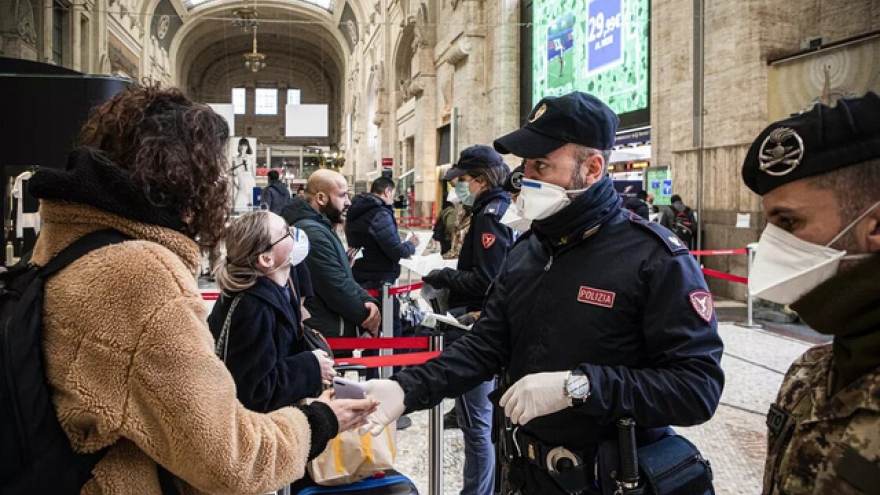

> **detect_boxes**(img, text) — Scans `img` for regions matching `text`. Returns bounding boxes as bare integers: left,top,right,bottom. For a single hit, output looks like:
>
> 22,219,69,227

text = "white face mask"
447,188,461,204
500,202,532,232
517,179,588,220
287,227,310,267
749,200,879,305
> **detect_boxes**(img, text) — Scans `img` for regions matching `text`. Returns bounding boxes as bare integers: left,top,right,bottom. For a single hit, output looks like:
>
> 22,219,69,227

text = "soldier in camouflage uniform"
741,92,880,495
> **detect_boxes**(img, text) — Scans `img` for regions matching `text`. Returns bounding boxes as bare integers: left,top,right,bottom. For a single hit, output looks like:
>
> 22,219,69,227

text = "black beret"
742,92,880,195
503,162,525,193
494,92,619,158
444,145,508,181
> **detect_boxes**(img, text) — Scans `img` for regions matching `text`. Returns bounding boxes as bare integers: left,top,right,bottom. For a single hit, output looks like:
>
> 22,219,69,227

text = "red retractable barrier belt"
326,337,430,351
365,282,425,297
334,351,441,368
701,268,748,285
690,249,748,256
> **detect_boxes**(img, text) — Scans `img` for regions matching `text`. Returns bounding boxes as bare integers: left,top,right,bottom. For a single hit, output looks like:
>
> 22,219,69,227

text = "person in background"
740,92,880,495
281,169,381,338
432,198,457,255
261,170,291,215
27,86,375,495
345,177,419,339
363,92,723,495
623,189,650,219
421,145,514,495
660,194,698,249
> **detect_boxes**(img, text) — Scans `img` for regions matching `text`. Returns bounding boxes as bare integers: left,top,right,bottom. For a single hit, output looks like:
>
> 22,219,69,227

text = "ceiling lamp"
244,27,266,72
232,0,259,32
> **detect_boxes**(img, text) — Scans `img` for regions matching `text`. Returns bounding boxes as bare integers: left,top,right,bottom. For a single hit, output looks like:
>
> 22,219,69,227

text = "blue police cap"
493,92,619,158
742,92,880,195
444,145,508,181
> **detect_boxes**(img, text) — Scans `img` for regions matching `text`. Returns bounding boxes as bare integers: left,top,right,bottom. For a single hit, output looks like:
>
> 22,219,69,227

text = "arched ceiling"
172,1,350,99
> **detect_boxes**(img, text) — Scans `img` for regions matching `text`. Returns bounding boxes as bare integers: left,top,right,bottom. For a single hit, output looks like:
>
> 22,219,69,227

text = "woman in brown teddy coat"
26,87,377,495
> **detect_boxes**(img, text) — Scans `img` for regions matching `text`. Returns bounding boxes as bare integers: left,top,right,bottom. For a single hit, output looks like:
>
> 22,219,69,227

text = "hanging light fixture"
244,26,266,72
232,0,259,32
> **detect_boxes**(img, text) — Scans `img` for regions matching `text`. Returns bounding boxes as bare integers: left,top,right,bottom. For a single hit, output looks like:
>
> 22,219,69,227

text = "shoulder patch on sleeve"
628,213,690,255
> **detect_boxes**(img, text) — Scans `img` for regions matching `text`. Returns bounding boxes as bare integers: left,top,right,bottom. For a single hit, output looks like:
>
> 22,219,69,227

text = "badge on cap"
759,127,804,177
529,103,547,123
689,290,714,323
482,233,496,249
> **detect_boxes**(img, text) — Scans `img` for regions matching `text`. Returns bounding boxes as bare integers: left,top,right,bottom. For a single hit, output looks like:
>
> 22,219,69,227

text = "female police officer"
422,144,514,495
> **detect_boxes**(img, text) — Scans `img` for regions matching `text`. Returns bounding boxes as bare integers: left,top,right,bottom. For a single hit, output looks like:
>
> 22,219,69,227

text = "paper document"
421,312,473,331
410,232,434,257
399,254,458,276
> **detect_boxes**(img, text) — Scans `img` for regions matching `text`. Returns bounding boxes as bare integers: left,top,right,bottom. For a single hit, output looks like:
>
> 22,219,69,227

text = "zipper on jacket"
544,255,554,272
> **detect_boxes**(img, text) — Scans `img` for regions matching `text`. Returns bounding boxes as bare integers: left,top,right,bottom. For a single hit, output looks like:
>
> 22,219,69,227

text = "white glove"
499,371,570,425
360,379,406,436
311,350,336,386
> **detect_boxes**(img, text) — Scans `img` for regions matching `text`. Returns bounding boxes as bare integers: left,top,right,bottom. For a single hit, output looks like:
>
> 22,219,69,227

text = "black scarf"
28,147,187,232
531,176,621,242
791,252,880,392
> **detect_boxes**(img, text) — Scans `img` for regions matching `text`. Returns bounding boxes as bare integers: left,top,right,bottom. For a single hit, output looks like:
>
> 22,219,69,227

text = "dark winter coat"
393,177,724,450
208,275,322,412
281,197,378,337
345,192,415,284
261,180,291,215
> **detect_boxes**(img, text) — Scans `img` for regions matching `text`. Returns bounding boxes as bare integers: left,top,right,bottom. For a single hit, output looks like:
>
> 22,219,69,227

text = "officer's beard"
568,164,586,192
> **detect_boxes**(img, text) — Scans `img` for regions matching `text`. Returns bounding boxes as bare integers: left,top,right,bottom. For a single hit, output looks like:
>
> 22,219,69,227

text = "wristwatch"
564,369,591,406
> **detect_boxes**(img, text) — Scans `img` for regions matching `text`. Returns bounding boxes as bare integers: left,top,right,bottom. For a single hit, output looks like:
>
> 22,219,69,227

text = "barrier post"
428,334,444,495
737,243,763,329
379,283,394,378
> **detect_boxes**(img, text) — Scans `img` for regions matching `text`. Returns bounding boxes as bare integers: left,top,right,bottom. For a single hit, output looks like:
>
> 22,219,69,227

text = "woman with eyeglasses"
209,210,340,411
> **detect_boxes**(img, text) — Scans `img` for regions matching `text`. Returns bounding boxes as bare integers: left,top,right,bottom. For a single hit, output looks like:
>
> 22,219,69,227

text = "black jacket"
207,276,322,412
345,192,415,283
261,180,291,215
281,197,378,337
393,177,724,448
426,187,514,312
623,197,649,220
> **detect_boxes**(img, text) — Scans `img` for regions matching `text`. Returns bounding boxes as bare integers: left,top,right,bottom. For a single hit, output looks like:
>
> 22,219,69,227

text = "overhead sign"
381,157,393,167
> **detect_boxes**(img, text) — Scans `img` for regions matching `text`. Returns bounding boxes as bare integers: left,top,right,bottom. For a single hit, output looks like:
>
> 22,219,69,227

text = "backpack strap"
38,229,132,279
214,293,244,361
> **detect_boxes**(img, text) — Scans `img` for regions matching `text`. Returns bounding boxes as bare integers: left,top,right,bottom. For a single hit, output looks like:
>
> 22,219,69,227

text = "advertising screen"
531,0,649,128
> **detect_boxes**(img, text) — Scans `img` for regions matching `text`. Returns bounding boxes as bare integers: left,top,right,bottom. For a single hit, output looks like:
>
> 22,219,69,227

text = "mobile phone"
333,377,366,400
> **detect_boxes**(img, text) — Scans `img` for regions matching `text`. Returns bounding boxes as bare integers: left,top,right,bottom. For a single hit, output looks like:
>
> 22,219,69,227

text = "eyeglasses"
266,225,294,250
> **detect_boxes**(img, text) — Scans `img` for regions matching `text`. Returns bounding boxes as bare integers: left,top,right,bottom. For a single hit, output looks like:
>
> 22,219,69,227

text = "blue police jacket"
428,187,514,312
393,177,724,448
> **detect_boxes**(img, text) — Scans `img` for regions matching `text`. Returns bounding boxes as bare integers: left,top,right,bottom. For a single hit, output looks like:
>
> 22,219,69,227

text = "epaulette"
480,199,510,220
628,213,689,255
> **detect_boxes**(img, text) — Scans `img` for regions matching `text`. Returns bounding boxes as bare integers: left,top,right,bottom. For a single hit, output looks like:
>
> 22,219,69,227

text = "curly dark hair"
77,86,231,248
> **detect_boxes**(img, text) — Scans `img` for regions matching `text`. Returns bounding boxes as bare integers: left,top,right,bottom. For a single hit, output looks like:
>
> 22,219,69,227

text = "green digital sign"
532,0,649,125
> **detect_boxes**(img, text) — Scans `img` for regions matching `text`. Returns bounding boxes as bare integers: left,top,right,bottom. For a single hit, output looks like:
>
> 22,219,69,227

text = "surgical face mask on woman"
266,226,310,275
749,199,880,305
516,179,588,220
454,180,475,207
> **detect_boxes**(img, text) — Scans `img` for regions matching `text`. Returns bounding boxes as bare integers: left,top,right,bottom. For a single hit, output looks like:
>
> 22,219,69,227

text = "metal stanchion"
379,283,394,378
737,243,763,329
428,334,444,495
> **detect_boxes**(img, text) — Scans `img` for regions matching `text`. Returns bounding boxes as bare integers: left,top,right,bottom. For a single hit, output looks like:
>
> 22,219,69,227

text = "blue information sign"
587,0,623,74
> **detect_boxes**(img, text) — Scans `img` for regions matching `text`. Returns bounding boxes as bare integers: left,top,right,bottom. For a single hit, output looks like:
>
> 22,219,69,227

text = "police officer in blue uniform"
422,144,513,495
364,92,724,495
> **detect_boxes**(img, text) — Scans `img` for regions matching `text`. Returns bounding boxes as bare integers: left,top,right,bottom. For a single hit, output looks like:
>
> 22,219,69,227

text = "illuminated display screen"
531,0,649,126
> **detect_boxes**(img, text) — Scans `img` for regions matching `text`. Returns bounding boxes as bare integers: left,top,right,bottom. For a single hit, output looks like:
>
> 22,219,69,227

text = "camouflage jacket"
763,344,880,495
443,206,471,260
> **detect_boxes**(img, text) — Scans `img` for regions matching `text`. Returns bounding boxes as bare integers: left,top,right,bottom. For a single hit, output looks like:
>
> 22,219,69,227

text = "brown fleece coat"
32,200,314,495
